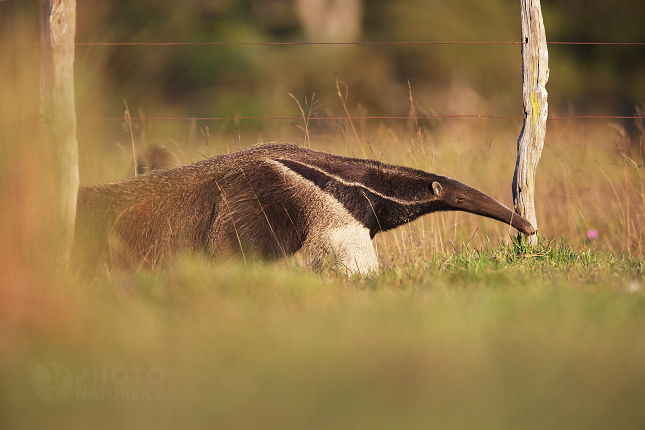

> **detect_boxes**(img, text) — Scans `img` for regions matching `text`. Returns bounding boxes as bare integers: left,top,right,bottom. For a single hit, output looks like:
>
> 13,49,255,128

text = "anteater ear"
431,181,443,196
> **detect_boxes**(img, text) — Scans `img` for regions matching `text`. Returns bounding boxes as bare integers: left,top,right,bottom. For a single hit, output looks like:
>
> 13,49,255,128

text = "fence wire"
3,41,645,48
80,115,645,122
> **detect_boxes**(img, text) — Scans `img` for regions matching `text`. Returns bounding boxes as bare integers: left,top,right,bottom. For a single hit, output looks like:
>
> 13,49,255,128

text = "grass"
4,104,645,430
4,106,645,430
3,240,645,430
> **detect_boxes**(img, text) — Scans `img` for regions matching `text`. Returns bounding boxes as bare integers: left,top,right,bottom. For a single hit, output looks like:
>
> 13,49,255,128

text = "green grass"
4,239,645,430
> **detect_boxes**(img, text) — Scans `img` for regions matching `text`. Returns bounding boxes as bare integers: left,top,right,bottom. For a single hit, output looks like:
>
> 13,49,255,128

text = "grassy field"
3,113,645,429
3,94,645,430
2,240,645,429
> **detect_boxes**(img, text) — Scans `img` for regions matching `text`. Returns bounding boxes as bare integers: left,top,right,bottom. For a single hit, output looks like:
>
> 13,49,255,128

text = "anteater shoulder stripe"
271,158,434,206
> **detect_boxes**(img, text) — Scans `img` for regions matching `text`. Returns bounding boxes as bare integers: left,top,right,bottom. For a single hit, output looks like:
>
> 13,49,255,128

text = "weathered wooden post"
40,0,79,269
513,0,549,246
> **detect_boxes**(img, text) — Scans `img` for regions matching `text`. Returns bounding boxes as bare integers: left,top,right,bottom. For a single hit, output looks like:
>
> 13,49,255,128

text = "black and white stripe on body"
75,143,536,275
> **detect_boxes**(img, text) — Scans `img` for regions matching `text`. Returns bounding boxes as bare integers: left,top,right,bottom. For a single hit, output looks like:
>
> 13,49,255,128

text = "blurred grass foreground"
2,1,645,429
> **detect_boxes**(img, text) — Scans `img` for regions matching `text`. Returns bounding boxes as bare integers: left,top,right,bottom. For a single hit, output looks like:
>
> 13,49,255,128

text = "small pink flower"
586,229,599,240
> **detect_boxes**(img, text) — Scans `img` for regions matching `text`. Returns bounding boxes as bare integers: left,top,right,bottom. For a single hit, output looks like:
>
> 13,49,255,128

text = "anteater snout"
512,216,537,236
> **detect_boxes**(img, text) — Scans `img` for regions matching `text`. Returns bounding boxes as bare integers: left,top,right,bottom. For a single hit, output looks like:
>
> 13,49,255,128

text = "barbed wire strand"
2,41,645,48
2,41,518,48
82,115,522,122
549,116,645,120
547,42,645,45
80,115,645,122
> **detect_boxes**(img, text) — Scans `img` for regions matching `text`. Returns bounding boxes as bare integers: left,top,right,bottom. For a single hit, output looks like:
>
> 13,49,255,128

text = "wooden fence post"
513,0,549,246
40,0,79,269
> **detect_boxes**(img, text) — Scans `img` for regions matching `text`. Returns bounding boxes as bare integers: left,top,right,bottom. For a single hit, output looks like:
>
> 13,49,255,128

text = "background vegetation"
1,1,645,428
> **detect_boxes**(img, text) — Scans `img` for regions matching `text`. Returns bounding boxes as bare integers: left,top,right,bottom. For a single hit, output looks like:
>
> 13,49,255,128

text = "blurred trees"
542,0,645,116
3,0,645,129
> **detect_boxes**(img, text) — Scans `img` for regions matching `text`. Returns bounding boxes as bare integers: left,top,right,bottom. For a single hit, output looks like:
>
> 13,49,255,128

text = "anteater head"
271,145,536,238
423,176,536,236
356,166,536,236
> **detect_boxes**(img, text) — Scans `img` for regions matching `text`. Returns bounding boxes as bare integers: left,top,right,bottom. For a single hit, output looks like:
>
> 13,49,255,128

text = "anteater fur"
75,143,535,274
